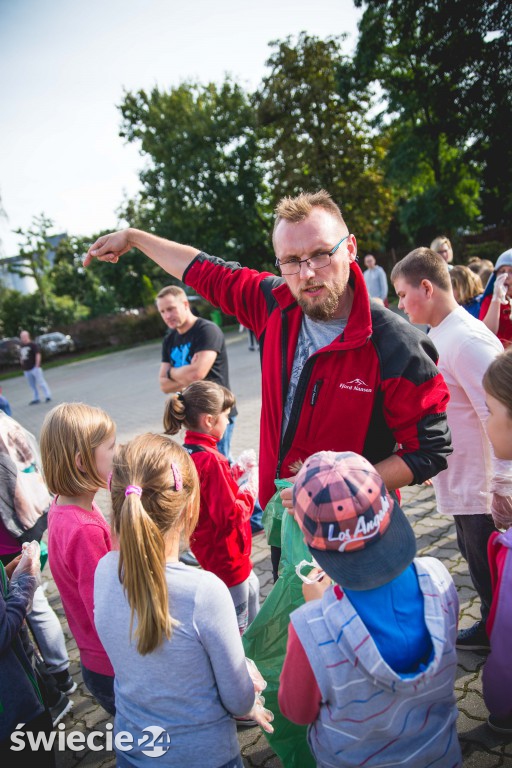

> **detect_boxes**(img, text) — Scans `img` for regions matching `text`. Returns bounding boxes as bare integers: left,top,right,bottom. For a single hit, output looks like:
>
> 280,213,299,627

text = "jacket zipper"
310,378,323,406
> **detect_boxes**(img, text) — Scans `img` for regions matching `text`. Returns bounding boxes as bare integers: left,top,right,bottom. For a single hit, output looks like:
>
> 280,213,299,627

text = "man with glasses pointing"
85,190,451,554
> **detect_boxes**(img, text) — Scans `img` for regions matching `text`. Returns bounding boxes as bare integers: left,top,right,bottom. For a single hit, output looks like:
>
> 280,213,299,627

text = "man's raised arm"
84,228,200,282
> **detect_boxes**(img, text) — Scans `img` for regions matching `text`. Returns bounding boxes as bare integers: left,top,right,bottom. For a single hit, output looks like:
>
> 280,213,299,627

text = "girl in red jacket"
164,381,259,634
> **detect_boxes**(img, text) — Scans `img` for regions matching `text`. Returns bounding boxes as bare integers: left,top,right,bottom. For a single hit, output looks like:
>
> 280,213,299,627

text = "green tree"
255,33,395,251
52,233,161,313
2,221,91,334
351,0,511,242
119,80,272,270
10,214,55,306
0,289,88,337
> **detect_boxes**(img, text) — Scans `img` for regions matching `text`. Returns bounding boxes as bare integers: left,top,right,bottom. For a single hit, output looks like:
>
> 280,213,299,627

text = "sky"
0,0,361,257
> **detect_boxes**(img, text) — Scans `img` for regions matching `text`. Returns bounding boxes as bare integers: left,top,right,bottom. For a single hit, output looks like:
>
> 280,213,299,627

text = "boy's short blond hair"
40,403,115,496
390,248,452,291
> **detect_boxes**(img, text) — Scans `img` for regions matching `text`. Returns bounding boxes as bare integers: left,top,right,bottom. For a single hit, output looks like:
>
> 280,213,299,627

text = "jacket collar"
184,430,219,449
271,261,372,347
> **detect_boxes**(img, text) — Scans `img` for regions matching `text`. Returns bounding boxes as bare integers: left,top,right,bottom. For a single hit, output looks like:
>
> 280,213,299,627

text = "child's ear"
201,413,215,432
75,451,85,473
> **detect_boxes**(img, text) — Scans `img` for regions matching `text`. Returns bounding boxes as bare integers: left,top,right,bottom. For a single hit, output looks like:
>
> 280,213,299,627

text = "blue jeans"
28,586,69,675
81,663,116,715
228,569,260,634
24,367,51,401
250,499,264,532
217,414,236,463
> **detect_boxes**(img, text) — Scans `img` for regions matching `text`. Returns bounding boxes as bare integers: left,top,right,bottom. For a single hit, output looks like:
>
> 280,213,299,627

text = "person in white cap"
479,248,512,347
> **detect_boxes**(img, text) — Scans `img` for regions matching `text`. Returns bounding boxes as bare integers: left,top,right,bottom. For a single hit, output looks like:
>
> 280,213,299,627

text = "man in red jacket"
85,190,451,517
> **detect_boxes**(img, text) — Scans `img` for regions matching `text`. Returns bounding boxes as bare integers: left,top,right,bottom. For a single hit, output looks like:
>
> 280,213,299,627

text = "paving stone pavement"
4,333,512,766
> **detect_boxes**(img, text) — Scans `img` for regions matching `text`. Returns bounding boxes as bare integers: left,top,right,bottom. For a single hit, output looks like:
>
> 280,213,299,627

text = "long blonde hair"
110,433,199,655
450,265,483,305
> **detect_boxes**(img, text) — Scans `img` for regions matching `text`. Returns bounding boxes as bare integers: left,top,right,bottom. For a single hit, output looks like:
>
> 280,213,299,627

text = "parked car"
0,337,21,366
35,332,75,356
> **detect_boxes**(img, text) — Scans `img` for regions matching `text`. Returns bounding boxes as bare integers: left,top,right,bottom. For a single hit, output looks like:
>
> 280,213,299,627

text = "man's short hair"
273,190,345,241
390,248,452,291
156,285,187,302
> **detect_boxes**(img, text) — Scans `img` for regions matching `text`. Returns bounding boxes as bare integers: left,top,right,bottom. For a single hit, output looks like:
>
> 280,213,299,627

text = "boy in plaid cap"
279,451,461,768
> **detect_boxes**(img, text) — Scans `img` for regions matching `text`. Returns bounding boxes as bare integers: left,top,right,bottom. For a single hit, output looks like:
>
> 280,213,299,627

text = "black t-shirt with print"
161,318,237,415
19,342,39,371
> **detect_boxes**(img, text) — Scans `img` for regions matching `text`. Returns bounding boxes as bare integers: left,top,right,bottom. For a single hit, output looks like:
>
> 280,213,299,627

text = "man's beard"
296,280,346,321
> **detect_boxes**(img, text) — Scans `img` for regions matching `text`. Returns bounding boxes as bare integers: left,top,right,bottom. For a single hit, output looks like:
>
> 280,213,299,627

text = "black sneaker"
53,670,77,695
456,621,490,651
45,397,52,403
487,714,512,736
29,399,41,405
179,549,199,567
50,693,73,726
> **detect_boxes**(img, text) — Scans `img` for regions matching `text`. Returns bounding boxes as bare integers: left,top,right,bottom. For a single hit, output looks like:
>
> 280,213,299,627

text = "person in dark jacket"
0,542,56,767
84,190,452,575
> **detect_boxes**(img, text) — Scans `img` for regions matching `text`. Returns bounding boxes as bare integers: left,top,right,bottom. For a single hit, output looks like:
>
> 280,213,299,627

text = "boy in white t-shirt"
391,247,512,651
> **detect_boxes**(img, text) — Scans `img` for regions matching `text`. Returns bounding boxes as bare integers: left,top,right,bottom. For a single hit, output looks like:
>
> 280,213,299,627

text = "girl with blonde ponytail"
94,433,272,767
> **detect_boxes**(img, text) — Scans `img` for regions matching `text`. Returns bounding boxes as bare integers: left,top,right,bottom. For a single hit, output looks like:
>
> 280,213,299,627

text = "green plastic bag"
243,504,316,768
39,540,48,571
262,479,292,547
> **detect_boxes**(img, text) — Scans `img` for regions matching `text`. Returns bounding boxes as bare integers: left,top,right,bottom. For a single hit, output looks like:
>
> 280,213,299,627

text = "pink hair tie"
171,462,183,492
125,485,143,498
107,471,113,492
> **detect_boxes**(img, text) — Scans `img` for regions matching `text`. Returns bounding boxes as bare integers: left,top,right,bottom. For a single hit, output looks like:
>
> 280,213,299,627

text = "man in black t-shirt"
19,331,52,405
156,285,236,459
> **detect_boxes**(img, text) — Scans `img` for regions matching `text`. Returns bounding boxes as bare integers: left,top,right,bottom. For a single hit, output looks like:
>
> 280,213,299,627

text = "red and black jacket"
183,254,452,508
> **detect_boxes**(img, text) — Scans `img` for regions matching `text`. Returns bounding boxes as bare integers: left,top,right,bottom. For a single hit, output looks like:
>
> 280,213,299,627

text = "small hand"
4,554,22,579
247,696,275,734
280,479,296,515
302,568,332,602
491,492,512,530
493,273,509,304
10,541,41,593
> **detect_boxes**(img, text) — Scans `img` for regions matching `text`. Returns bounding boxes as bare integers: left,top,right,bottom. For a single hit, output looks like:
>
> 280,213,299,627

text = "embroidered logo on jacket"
339,378,372,393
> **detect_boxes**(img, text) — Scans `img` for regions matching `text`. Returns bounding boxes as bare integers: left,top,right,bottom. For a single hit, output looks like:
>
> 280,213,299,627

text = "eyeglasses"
275,234,350,276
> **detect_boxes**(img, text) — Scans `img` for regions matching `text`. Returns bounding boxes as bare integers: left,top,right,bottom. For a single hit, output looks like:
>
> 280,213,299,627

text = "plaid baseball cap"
293,451,417,590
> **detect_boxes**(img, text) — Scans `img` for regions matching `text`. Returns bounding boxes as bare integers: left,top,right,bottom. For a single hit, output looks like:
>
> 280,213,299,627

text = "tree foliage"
52,234,160,315
255,33,394,251
118,80,273,270
351,0,512,243
10,214,55,306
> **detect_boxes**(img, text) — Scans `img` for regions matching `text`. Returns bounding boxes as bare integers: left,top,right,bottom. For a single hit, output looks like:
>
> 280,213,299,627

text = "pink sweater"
47,498,114,676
